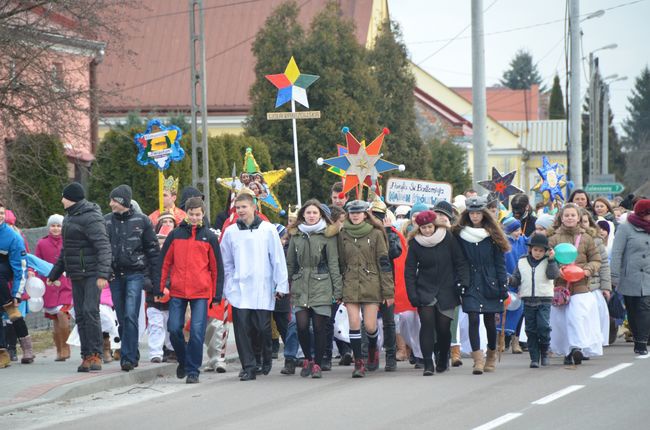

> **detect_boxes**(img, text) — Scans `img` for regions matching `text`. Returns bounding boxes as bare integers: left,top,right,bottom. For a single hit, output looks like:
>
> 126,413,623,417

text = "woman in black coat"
453,197,510,375
405,211,469,375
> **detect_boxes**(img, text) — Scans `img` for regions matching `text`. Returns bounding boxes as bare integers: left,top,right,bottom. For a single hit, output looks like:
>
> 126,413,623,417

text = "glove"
210,297,222,308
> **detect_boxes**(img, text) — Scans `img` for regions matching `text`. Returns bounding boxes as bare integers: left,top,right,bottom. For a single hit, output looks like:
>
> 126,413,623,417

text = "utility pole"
588,54,601,182
189,0,210,215
601,83,609,175
471,0,488,189
568,0,582,189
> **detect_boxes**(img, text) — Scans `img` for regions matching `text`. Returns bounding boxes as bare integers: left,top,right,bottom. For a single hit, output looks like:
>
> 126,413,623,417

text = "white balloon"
25,277,46,298
28,297,44,312
507,292,522,311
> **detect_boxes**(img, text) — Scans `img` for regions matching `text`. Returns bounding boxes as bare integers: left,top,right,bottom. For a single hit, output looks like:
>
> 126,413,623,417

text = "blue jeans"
523,303,552,361
283,309,298,360
168,298,208,377
110,273,144,365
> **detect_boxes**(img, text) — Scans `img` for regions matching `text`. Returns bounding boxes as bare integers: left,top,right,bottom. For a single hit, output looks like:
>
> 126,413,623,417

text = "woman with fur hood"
405,210,469,375
286,199,343,379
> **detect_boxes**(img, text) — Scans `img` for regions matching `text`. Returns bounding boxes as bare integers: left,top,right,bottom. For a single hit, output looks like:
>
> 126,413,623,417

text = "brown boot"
102,336,113,363
484,348,497,372
451,345,463,367
511,336,523,354
19,335,34,364
78,355,92,372
395,334,409,361
471,350,484,375
89,353,102,371
0,348,10,368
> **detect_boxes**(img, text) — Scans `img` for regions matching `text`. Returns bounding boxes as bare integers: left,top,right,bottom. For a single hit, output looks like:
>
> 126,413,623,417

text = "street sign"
266,111,321,120
385,178,452,206
584,183,624,194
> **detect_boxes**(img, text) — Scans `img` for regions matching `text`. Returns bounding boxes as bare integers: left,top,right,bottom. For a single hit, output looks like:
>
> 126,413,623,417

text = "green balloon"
554,243,578,264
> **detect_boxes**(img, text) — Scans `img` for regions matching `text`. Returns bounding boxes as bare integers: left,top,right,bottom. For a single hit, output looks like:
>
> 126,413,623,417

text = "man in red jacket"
159,197,224,384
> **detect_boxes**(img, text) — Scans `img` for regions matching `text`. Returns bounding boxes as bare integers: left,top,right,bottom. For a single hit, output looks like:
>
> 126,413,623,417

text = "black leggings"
468,312,497,351
418,306,452,362
296,309,328,366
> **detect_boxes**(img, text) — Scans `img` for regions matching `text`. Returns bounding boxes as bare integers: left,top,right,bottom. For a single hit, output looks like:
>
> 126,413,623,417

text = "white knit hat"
47,214,64,227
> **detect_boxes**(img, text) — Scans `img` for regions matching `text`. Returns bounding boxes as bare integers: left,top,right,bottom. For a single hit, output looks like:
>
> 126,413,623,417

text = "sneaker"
89,354,102,371
352,359,366,378
281,359,296,375
571,348,583,365
176,363,186,379
634,342,649,355
77,356,92,373
321,357,332,371
339,352,353,366
216,363,227,373
186,374,199,384
121,361,134,372
311,364,322,379
150,357,162,364
300,359,313,377
239,370,256,381
530,360,540,368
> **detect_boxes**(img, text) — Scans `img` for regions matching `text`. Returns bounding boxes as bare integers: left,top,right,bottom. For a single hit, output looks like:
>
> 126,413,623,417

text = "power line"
415,0,498,66
408,0,648,45
136,0,264,21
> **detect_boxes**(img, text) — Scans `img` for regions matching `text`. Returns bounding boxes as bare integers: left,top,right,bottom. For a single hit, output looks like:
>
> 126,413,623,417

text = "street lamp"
601,76,627,175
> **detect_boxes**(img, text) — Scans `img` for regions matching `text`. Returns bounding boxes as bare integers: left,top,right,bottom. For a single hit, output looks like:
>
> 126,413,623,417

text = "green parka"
286,224,343,308
338,223,394,303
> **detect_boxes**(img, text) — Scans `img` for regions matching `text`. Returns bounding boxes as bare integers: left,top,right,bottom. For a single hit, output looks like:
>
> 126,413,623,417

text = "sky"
388,0,650,132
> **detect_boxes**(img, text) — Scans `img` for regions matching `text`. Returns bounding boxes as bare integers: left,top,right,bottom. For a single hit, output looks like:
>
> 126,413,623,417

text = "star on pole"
531,156,567,203
478,167,524,203
265,57,319,108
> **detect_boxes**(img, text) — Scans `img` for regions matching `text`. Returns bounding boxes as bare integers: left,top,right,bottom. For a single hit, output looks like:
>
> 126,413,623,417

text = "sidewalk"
0,336,239,415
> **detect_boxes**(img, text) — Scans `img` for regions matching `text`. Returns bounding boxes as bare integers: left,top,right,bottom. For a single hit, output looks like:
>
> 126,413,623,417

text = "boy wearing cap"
501,217,529,354
508,234,560,368
48,182,112,372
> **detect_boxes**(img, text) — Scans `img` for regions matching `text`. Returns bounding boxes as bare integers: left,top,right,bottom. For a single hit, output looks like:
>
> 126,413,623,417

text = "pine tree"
548,74,566,119
367,21,431,180
622,67,650,190
5,133,68,226
500,49,546,91
246,1,381,203
427,138,472,194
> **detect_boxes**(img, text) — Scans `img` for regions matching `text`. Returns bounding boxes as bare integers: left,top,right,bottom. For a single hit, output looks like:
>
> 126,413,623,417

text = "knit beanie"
47,214,64,227
411,202,429,216
503,217,522,234
109,184,132,208
634,199,650,217
62,182,85,203
535,214,555,231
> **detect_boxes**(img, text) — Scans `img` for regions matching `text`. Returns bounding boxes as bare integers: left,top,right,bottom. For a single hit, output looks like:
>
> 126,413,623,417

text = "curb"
0,363,176,415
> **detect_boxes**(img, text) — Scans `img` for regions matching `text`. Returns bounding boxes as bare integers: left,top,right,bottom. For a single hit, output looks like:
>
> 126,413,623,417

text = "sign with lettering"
385,178,452,206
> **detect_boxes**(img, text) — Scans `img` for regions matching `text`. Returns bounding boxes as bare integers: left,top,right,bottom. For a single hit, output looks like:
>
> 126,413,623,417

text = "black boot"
540,344,550,366
272,339,280,359
634,341,648,355
423,359,434,376
280,358,296,375
385,353,397,372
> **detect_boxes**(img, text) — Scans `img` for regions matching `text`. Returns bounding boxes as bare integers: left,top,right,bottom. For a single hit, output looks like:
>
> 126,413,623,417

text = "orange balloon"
561,264,585,283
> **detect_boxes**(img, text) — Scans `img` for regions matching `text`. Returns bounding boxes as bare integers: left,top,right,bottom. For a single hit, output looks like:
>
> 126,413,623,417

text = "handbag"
552,234,581,307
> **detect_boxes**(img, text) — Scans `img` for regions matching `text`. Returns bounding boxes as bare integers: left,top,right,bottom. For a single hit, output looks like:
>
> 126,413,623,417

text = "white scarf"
414,228,446,247
298,219,326,235
460,226,490,243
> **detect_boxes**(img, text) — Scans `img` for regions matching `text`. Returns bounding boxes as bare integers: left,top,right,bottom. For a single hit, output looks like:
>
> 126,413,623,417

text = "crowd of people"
1,178,649,384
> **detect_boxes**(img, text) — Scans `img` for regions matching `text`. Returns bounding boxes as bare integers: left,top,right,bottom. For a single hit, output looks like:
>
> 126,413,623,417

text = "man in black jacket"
48,183,112,373
511,194,537,238
105,185,160,371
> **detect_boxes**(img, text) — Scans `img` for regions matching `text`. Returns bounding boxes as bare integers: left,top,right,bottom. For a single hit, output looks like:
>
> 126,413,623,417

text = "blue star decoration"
478,167,524,204
134,119,184,170
532,156,567,203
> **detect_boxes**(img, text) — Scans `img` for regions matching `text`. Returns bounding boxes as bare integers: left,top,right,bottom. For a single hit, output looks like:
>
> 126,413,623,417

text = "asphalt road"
6,342,648,430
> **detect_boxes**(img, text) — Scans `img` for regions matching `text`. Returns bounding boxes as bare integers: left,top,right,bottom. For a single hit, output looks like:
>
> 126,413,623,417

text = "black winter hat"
527,233,550,250
433,200,454,219
62,182,85,203
110,184,132,208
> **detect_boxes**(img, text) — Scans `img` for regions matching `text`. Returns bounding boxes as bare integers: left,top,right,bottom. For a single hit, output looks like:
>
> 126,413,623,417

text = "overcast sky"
388,0,650,132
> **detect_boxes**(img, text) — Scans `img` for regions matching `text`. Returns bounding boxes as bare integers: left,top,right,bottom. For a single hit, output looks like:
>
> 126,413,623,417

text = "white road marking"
531,385,585,405
591,362,634,379
636,354,650,360
472,413,523,430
